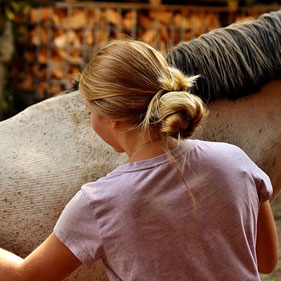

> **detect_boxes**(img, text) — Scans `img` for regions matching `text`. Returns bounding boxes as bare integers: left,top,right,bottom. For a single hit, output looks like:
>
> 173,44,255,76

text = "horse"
0,9,280,281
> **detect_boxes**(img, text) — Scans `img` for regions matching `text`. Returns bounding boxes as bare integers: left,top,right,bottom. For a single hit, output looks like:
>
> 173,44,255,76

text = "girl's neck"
126,137,178,163
110,120,178,163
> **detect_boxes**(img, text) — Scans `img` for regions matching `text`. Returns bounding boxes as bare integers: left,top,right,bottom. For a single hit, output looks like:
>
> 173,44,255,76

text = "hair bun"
158,91,207,139
142,89,207,140
142,70,207,140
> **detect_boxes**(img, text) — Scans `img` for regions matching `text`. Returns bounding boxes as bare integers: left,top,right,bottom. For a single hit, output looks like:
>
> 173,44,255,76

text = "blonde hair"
79,40,207,142
80,40,207,206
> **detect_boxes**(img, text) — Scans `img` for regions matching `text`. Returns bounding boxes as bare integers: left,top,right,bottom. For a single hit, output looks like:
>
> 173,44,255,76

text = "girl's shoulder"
185,139,262,178
189,139,272,200
185,139,247,163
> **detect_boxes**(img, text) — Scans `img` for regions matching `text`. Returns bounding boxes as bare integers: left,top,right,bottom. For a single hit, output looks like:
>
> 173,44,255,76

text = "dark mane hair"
166,10,281,103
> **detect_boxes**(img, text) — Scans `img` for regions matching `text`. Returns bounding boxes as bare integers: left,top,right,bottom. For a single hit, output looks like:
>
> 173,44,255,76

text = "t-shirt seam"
111,144,191,174
81,189,107,259
258,174,272,202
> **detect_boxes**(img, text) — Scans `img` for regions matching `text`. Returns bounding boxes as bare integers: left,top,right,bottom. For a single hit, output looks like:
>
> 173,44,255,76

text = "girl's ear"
110,120,120,129
110,119,130,132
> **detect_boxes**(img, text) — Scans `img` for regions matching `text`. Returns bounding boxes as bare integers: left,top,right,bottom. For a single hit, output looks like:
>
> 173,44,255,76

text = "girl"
0,40,278,281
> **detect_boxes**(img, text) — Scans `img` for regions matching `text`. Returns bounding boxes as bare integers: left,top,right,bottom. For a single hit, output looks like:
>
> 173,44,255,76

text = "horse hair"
70,10,281,103
166,10,281,103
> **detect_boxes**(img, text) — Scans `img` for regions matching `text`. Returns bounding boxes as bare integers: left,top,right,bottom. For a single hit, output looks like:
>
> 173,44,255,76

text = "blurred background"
0,0,280,121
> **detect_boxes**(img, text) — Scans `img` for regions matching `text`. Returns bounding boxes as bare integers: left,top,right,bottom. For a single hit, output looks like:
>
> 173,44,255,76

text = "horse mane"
166,10,281,103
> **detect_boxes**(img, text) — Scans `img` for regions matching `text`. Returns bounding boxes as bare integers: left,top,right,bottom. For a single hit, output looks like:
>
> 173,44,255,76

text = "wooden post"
0,62,3,120
149,0,162,6
0,21,14,120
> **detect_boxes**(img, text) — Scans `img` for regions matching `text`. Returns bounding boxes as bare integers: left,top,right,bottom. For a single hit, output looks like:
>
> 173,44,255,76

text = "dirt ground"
261,196,281,281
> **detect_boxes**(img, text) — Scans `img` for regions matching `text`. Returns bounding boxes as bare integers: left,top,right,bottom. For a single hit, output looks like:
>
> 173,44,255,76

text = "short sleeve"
54,190,104,265
238,147,273,203
253,168,273,203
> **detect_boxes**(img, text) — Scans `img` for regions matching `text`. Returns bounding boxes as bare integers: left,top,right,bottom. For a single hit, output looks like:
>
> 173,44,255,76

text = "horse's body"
1,10,281,281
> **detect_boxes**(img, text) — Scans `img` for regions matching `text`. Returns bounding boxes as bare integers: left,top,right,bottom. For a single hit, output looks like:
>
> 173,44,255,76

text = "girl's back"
55,139,272,281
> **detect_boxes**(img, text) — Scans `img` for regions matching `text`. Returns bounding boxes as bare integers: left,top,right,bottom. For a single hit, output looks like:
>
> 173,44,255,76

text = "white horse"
1,10,280,281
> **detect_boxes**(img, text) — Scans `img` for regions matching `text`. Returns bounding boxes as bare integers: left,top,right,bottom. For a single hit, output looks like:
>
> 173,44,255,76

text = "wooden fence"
13,1,281,100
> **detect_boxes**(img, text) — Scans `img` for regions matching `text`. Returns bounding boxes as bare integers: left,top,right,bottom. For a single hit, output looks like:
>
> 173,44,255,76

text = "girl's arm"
0,232,81,281
256,200,279,274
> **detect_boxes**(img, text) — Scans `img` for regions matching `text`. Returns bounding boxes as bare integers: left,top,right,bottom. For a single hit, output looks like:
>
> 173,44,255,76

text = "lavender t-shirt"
54,139,272,281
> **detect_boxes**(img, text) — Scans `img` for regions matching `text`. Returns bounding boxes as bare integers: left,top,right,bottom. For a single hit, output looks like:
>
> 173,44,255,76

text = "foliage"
0,1,30,19
0,1,31,33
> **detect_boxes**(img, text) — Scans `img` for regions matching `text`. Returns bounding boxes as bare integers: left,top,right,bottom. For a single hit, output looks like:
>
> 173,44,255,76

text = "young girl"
0,40,278,281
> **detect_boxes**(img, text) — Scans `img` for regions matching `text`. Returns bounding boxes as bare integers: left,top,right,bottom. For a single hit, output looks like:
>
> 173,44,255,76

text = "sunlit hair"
79,40,207,142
